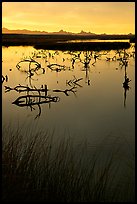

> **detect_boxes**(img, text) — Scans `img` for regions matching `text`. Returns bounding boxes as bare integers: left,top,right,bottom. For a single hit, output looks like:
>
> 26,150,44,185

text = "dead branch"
53,86,77,96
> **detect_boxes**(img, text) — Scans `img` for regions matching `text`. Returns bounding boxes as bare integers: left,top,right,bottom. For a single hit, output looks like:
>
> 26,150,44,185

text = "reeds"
2,127,135,202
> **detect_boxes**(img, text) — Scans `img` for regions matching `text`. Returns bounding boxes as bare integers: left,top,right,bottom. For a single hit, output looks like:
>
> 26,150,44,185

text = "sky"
2,2,135,34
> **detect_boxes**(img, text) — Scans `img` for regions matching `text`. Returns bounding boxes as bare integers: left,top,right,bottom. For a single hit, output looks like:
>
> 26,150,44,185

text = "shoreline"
2,34,133,51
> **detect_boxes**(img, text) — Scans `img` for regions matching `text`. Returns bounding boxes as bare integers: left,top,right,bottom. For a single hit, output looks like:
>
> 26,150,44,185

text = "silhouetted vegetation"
2,127,135,202
3,45,135,118
4,76,82,118
2,33,133,51
34,42,131,51
2,41,135,202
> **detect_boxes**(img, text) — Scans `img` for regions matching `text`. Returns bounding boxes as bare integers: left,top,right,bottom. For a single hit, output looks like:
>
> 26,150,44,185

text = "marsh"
2,41,135,202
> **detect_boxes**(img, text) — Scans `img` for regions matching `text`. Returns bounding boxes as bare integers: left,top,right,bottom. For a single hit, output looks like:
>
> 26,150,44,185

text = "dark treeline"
2,33,133,51
2,33,135,40
2,33,135,43
34,42,130,51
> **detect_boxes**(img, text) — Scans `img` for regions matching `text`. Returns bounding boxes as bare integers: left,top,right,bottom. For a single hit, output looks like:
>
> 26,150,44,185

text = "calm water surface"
2,45,135,150
61,39,130,43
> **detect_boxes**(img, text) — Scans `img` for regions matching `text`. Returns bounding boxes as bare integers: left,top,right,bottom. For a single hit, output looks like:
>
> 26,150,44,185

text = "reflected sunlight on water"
2,44,135,149
60,39,130,43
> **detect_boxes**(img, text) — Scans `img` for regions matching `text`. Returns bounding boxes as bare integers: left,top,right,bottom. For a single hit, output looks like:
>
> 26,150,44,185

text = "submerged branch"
53,86,77,96
5,84,49,94
12,95,60,107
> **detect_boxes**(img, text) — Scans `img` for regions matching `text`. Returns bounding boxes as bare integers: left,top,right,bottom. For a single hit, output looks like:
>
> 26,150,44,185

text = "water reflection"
2,44,135,148
16,58,45,87
123,62,131,108
2,75,8,83
3,45,135,119
12,94,60,119
2,42,135,203
80,51,92,84
66,76,83,88
4,74,83,119
64,39,130,43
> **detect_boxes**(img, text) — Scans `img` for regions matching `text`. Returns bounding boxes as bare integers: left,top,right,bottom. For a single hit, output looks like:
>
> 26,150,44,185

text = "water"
60,39,130,43
2,43,135,200
2,44,135,150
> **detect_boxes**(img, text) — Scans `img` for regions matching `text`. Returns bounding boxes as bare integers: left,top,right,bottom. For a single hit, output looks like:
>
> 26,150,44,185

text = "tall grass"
2,127,135,202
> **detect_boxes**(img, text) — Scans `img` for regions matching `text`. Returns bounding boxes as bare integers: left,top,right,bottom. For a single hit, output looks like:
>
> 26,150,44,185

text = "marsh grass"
2,127,135,202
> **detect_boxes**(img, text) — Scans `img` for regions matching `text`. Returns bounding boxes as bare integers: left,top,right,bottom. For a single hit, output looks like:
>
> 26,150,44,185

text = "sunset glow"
2,2,135,34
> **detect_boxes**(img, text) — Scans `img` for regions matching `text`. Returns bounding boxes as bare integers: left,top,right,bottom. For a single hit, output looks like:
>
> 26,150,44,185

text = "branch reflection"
3,44,135,119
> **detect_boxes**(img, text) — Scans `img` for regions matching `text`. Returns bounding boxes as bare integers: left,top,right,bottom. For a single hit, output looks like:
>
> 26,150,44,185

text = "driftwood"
16,58,45,87
16,58,41,70
66,76,83,87
4,83,79,96
5,84,48,96
12,94,59,119
4,81,81,97
53,86,77,96
12,95,60,107
47,63,70,72
16,58,44,75
106,56,116,61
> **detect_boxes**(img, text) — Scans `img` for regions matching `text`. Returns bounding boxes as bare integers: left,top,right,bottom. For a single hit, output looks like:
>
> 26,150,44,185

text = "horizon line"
2,27,135,35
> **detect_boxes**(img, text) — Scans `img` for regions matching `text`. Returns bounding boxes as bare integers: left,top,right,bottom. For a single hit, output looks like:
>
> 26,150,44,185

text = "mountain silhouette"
2,27,96,35
2,27,48,34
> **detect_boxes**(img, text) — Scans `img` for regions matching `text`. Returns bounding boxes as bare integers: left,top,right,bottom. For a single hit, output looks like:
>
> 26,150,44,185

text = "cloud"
2,2,135,34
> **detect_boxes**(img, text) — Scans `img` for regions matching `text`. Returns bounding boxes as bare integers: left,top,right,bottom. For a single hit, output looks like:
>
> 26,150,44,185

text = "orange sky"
2,2,135,34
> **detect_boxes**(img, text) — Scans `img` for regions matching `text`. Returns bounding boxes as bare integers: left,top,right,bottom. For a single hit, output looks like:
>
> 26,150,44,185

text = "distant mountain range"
2,27,96,35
